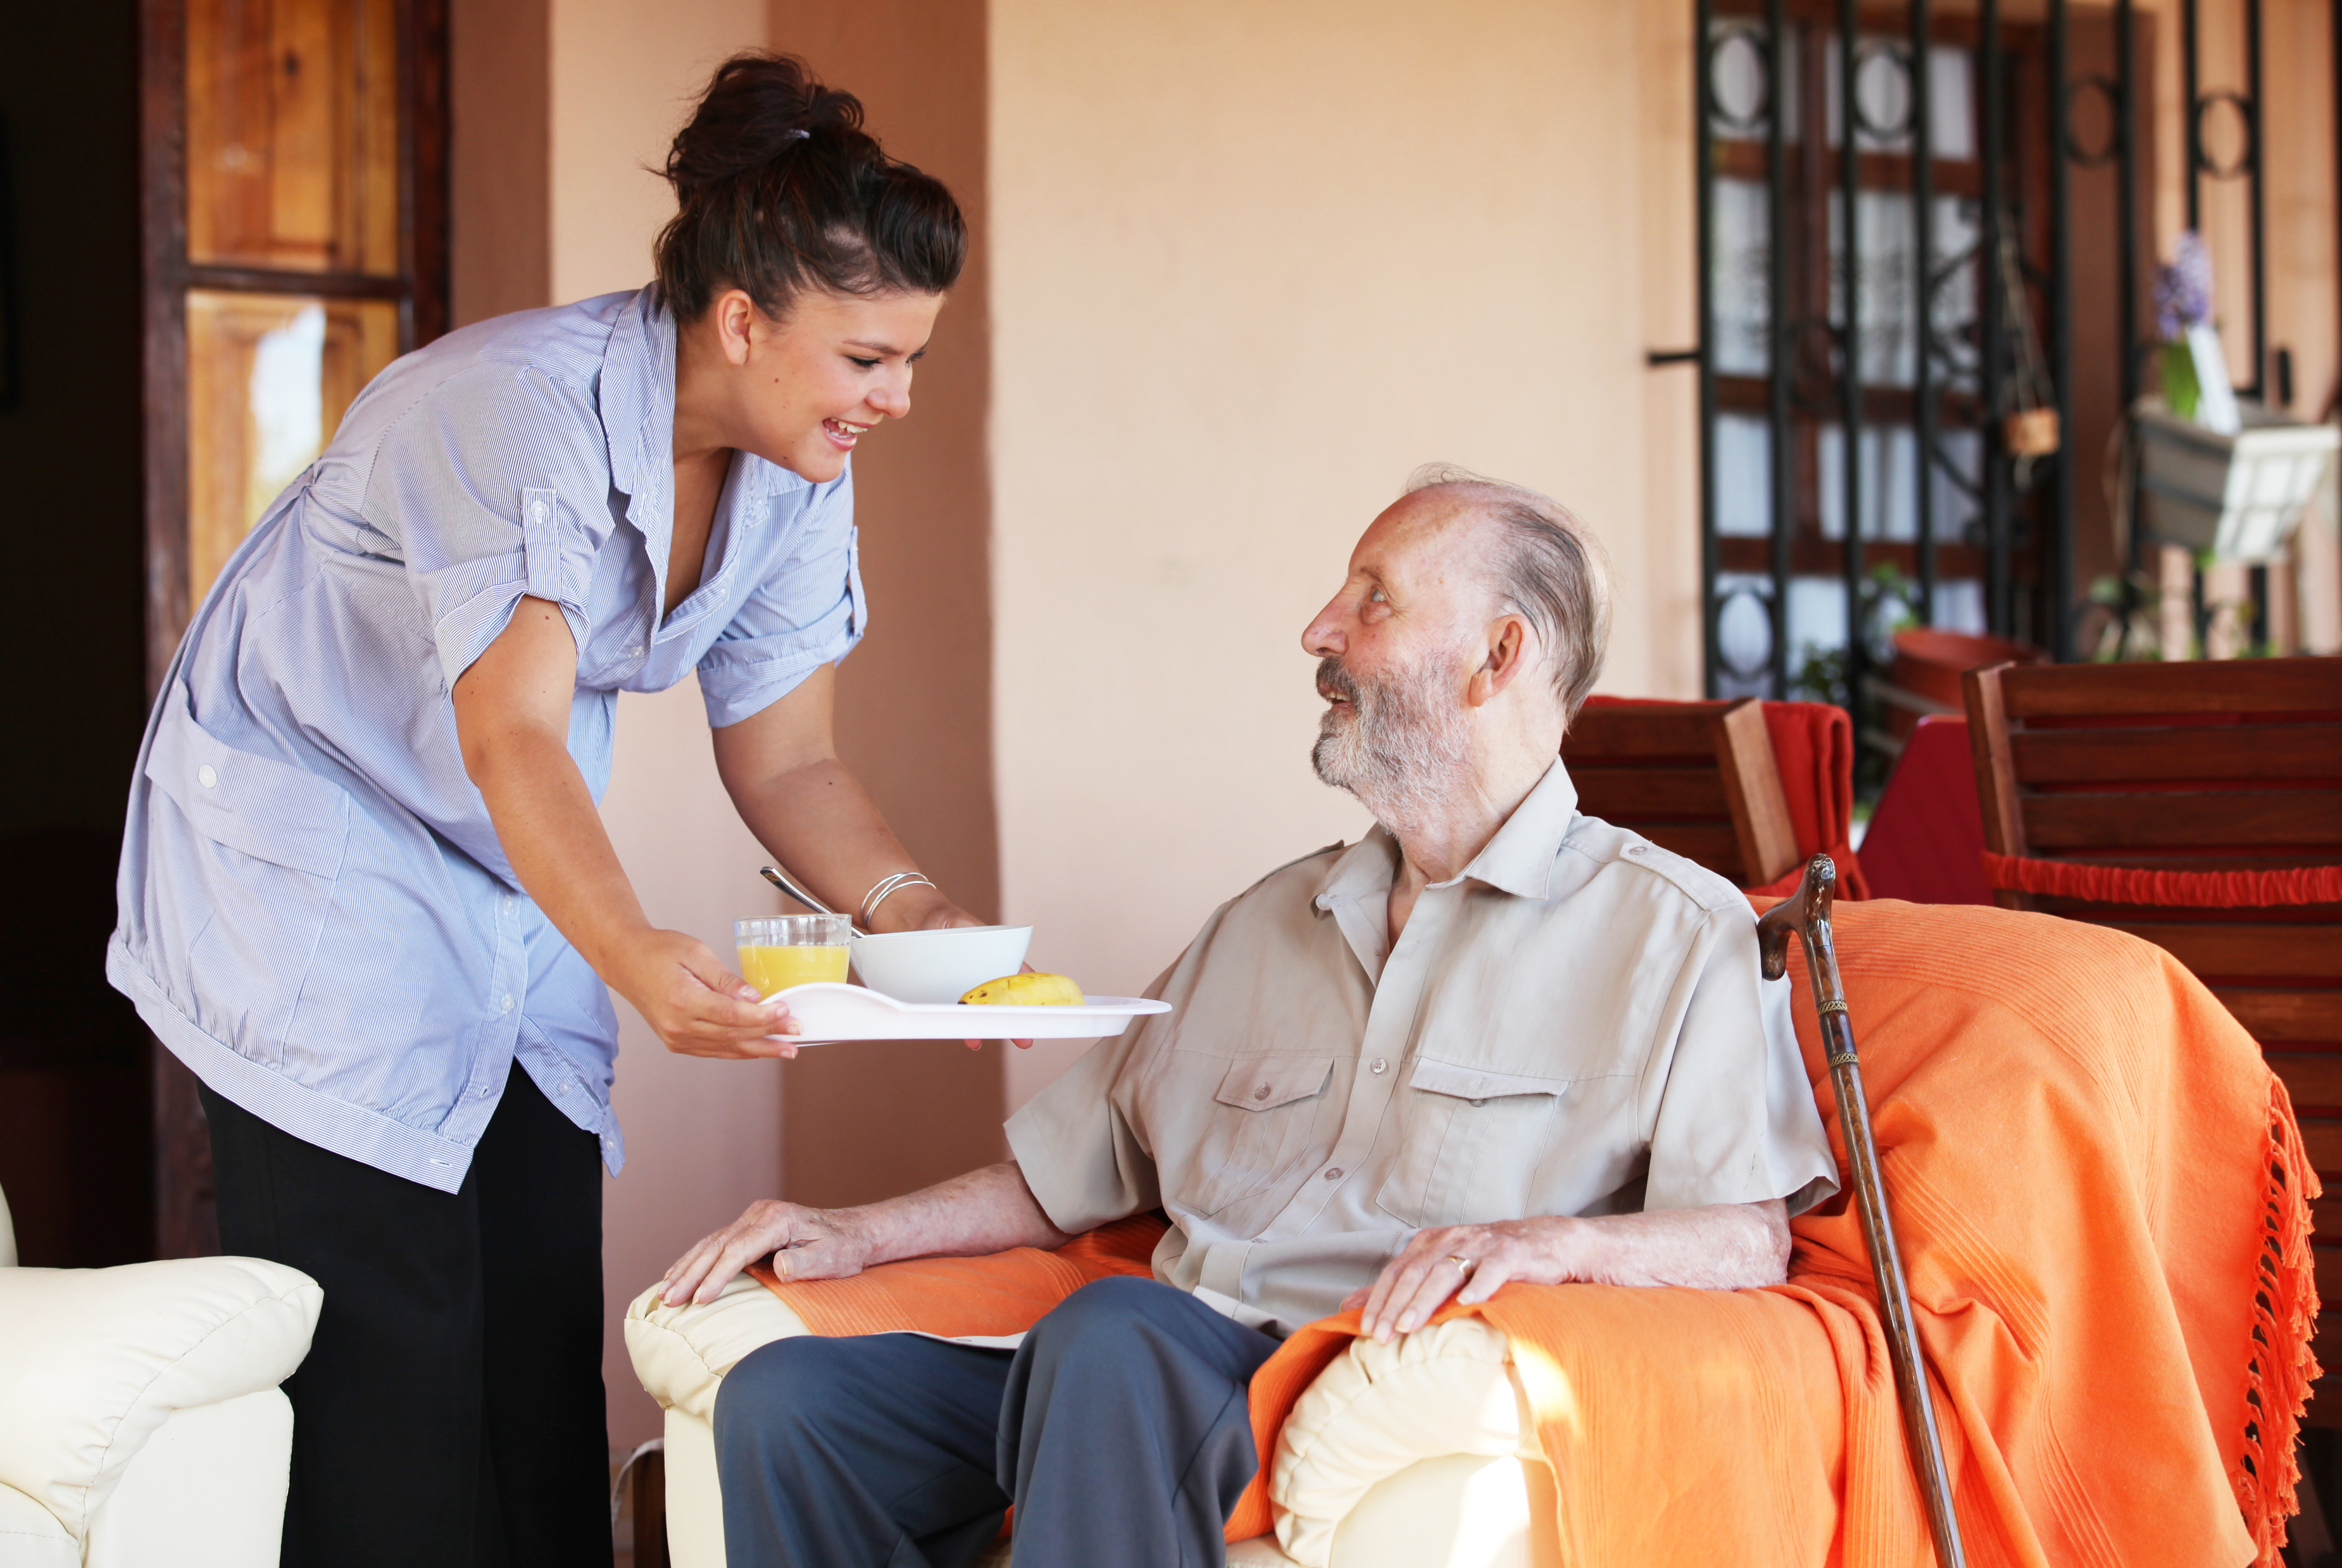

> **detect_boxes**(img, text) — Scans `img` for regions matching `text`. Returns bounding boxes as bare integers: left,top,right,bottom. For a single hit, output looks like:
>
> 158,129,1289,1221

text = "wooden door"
140,0,446,1257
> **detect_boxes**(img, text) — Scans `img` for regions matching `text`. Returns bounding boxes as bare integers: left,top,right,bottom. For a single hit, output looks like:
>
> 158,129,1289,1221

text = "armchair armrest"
1269,1317,1541,1568
0,1258,320,1543
625,1274,811,1422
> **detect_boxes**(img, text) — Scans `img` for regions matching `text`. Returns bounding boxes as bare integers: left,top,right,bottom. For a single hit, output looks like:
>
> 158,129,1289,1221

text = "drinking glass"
734,914,852,996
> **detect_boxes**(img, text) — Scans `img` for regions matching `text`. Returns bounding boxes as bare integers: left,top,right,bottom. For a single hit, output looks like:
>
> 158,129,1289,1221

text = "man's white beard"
1312,651,1477,829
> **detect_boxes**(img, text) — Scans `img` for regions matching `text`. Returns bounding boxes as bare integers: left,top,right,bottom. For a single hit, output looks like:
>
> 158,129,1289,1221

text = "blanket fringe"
2241,1074,2322,1568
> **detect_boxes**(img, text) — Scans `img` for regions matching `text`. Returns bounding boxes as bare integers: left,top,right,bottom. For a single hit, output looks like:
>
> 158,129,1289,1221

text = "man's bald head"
1398,465,1612,726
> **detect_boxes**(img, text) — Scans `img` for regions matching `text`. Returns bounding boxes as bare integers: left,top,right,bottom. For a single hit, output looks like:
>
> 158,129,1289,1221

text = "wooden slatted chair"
1962,655,2342,1417
1562,698,1801,890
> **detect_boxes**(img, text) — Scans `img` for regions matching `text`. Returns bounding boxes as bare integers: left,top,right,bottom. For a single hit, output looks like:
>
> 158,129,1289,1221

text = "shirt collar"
1311,755,1581,912
1458,756,1579,901
599,287,677,550
1313,830,1400,912
601,289,673,497
601,288,811,567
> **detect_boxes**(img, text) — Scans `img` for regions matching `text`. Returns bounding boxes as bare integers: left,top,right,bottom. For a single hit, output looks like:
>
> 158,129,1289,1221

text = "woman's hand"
880,882,990,935
899,892,1041,1051
658,1198,872,1306
610,927,803,1060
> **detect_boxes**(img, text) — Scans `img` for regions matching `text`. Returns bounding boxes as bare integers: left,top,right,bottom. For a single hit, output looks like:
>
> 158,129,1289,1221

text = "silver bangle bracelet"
859,871,937,928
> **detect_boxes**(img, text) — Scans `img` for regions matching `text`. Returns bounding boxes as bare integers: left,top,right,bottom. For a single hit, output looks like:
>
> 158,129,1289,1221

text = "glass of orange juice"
734,915,851,996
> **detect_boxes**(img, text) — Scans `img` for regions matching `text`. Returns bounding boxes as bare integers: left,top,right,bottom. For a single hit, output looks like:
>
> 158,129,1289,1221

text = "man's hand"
611,927,803,1060
659,1199,872,1307
1346,1200,1792,1343
1348,1219,1577,1342
656,1163,1071,1310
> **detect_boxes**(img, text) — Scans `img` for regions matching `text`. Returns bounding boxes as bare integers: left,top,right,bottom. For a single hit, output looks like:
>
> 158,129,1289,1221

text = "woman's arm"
452,596,794,1058
710,663,984,933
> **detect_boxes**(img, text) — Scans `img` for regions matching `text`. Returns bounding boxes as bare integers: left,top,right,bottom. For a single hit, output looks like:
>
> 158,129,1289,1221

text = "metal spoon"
759,865,868,934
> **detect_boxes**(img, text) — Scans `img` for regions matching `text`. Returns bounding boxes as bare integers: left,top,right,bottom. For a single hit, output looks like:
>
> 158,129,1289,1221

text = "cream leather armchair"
627,1276,1551,1568
0,1185,322,1568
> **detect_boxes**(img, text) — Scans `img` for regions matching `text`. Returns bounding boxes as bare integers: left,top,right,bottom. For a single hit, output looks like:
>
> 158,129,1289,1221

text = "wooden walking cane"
1758,855,1967,1568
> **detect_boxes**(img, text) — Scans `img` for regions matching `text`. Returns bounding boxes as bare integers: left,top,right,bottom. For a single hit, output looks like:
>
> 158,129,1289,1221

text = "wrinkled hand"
1345,1219,1575,1343
613,927,800,1060
658,1198,871,1306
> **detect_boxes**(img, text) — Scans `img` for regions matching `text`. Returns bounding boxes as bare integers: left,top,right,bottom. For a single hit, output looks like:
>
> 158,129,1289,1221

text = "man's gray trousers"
712,1274,1282,1568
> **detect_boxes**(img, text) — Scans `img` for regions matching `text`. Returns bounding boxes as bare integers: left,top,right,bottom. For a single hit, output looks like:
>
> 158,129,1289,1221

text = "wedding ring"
1448,1255,1475,1275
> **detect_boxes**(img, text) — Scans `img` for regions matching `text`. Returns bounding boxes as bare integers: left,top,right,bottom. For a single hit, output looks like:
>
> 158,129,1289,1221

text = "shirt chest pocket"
144,685,352,1062
1375,1060,1566,1229
1169,1055,1336,1220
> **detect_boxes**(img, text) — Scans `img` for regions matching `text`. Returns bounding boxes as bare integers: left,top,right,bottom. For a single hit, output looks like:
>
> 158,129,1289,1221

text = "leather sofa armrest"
0,1258,320,1545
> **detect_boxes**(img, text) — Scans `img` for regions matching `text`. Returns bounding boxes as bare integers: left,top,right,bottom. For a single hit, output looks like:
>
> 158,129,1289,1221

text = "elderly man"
660,468,1836,1568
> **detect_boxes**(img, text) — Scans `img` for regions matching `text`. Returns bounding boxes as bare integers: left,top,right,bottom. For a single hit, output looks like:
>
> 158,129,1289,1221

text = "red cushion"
1577,697,1869,898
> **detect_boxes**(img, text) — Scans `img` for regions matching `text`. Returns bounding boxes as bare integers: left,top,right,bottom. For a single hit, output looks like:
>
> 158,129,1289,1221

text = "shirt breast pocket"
144,685,352,1063
1170,1054,1336,1220
1375,1060,1566,1229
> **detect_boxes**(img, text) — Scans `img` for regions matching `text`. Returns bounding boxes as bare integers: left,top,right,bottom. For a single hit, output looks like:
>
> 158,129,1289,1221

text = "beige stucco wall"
987,0,1701,1106
765,0,1008,1210
547,0,772,1455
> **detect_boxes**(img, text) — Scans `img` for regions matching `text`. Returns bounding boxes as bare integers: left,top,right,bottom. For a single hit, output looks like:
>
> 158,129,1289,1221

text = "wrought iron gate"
1684,0,2339,777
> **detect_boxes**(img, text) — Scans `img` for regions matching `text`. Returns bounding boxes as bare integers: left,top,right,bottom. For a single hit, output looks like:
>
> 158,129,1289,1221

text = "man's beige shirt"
1006,758,1838,1335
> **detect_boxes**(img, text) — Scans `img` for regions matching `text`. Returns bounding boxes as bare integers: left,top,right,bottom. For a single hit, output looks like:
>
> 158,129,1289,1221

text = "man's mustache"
1316,656,1359,704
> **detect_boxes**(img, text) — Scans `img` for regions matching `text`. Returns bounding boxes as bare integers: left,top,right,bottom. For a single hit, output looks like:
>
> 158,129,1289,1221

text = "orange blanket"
755,901,2311,1565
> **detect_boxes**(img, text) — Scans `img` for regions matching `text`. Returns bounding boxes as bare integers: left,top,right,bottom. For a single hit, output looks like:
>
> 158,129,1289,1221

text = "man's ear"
1465,615,1534,708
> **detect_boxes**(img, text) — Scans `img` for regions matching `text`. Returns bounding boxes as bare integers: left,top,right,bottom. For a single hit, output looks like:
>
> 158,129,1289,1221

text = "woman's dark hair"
655,53,965,322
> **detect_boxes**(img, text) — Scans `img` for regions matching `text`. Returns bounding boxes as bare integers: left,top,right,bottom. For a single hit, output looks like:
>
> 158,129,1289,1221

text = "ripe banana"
960,972,1086,1006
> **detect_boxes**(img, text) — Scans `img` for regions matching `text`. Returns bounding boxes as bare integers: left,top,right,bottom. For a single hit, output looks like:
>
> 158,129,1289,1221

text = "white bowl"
848,925,1034,1005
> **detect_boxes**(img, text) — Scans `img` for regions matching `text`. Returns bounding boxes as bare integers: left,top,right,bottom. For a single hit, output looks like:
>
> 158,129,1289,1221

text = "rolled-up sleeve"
1005,956,1194,1234
365,365,613,689
1641,908,1839,1217
697,468,865,728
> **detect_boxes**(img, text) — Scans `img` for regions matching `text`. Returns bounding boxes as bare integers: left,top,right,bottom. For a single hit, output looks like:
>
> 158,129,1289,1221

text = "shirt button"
1370,1058,1388,1075
500,994,515,1013
1324,1167,1343,1181
1624,844,1646,858
626,644,644,658
1470,1098,1486,1108
477,1085,491,1098
197,764,218,789
530,501,549,524
557,1082,571,1095
1253,1085,1270,1101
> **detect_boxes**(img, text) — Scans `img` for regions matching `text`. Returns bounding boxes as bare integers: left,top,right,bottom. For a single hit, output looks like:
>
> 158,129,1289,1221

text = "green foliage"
2159,340,2202,422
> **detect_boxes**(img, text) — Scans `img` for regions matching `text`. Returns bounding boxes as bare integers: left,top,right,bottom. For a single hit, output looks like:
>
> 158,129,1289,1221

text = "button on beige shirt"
1006,757,1838,1335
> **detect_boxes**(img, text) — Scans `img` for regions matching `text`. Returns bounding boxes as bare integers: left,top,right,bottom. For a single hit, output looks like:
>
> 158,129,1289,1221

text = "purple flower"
2153,230,2214,341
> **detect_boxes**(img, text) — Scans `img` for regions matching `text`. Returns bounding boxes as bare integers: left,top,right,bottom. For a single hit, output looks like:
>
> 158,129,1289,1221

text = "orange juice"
737,943,850,995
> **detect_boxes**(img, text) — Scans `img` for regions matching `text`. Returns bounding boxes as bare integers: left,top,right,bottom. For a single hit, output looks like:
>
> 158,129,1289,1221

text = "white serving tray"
765,982,1168,1044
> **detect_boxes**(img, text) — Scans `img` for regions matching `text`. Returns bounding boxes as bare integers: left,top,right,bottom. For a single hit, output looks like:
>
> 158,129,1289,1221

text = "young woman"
110,54,972,1568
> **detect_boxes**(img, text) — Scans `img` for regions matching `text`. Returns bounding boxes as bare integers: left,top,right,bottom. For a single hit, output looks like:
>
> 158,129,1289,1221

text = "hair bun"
656,52,966,321
661,53,869,202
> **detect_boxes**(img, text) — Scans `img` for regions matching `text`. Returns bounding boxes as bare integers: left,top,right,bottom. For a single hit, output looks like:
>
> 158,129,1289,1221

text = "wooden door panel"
186,0,400,273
